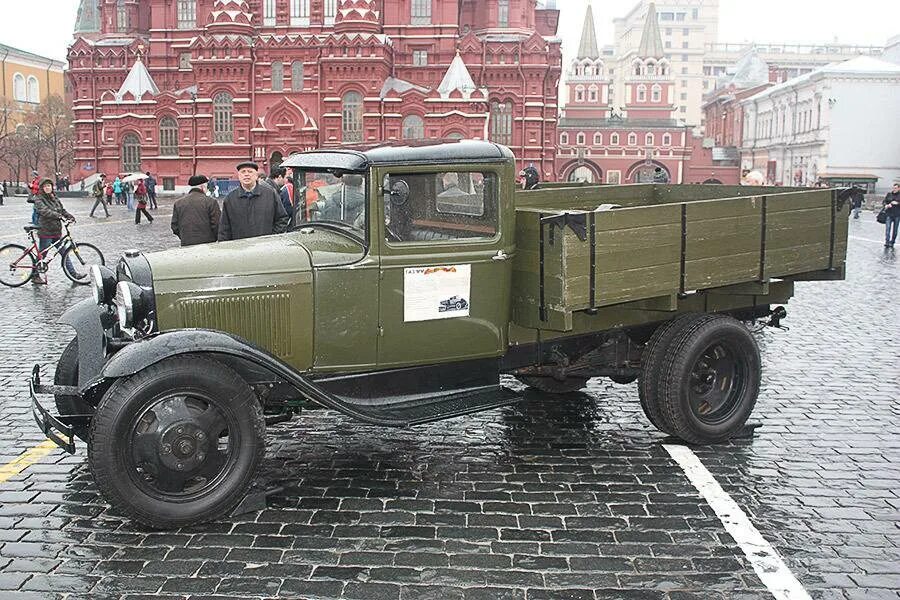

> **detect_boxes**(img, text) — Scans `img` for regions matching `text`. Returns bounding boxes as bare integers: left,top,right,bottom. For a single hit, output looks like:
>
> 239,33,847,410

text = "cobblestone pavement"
0,195,897,600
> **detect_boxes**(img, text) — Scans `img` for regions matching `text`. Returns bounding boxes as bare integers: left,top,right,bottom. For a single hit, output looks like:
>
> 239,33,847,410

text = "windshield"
294,170,367,236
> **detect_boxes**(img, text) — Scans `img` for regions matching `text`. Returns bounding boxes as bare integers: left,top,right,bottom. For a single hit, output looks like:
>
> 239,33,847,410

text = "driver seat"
23,225,39,232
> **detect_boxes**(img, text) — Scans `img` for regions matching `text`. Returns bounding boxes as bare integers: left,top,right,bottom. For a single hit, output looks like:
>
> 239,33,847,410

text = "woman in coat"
134,179,154,224
33,179,75,284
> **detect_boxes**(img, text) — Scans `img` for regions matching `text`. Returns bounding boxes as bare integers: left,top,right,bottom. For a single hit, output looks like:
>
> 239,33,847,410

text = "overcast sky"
3,0,898,63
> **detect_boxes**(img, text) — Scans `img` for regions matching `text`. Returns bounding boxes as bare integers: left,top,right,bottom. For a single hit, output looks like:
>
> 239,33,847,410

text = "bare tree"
28,95,74,178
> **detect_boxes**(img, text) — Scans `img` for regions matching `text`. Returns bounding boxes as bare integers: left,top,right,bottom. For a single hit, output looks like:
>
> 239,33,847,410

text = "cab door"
374,164,514,368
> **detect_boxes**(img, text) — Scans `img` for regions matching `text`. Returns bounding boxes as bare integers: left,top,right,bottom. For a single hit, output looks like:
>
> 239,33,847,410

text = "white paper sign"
404,264,471,322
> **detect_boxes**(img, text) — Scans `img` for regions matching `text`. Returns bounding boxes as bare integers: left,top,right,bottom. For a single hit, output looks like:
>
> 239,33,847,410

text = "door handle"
492,250,509,261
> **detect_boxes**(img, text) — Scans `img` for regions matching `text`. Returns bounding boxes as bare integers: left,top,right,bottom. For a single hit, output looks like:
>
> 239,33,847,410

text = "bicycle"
0,221,105,287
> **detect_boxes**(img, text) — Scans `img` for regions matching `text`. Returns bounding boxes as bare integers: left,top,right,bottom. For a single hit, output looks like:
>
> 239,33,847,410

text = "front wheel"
61,242,104,284
656,315,761,444
0,243,35,287
88,355,266,529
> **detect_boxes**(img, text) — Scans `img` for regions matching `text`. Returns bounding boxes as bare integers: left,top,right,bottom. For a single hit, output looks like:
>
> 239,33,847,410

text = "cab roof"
281,139,514,171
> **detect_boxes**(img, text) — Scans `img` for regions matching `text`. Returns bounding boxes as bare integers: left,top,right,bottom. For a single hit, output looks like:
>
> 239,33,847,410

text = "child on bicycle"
33,178,75,284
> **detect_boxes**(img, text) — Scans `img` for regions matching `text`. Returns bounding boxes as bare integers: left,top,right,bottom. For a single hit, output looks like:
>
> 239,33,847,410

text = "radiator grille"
178,292,292,358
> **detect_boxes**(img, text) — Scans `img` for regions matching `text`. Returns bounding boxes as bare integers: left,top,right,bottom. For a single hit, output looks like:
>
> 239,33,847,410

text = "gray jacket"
218,183,290,241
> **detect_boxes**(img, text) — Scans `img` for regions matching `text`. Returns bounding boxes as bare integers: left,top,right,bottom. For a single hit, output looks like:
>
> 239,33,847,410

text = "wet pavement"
0,194,897,599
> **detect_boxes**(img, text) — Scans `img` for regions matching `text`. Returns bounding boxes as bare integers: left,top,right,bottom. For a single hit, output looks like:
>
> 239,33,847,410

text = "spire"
74,0,100,34
438,51,478,98
577,3,600,59
115,55,159,102
637,2,665,59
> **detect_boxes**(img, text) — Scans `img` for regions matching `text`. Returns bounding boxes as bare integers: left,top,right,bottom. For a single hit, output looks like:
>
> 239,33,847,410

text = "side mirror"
382,176,410,206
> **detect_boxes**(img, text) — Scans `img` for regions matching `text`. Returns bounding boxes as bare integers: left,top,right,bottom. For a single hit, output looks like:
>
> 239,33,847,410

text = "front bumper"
30,364,88,454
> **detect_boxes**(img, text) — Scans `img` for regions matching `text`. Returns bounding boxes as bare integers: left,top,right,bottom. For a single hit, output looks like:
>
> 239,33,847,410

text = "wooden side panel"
684,196,763,290
765,190,833,276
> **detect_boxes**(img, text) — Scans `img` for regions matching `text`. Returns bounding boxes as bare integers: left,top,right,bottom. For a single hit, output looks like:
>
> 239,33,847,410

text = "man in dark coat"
171,175,221,246
883,182,900,248
218,161,290,241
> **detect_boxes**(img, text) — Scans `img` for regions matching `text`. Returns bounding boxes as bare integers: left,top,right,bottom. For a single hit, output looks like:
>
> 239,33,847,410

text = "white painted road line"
849,235,888,245
663,444,812,600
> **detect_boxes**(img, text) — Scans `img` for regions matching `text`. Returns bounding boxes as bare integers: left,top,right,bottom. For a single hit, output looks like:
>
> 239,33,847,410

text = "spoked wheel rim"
125,393,239,501
63,243,104,283
0,244,34,287
687,341,748,426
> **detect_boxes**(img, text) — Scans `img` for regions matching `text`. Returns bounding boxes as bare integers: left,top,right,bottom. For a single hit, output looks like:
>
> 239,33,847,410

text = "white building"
740,56,900,194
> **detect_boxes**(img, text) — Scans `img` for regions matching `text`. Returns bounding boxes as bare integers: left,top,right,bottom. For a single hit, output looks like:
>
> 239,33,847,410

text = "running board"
324,385,523,427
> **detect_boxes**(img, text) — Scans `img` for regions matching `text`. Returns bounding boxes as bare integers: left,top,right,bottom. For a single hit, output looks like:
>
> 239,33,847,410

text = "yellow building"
0,43,66,181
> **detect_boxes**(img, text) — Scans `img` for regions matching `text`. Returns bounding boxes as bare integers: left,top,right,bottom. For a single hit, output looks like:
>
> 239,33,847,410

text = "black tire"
88,355,265,529
656,315,761,444
516,375,589,394
62,242,104,285
639,313,714,434
0,243,35,287
54,338,92,442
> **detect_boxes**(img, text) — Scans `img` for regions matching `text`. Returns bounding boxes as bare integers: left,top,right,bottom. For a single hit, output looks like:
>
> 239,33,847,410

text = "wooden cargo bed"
512,184,848,331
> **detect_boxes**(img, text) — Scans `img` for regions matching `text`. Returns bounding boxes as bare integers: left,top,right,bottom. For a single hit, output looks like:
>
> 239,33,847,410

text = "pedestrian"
33,178,75,284
207,178,218,198
125,181,135,210
113,176,124,205
90,173,110,218
105,181,114,205
171,175,221,246
218,161,290,242
848,185,865,220
0,180,4,206
265,166,293,223
134,179,154,224
145,171,157,209
28,171,41,225
883,182,900,248
519,166,540,190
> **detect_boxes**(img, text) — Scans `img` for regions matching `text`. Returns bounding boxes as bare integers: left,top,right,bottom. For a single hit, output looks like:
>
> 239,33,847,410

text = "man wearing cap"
90,173,110,218
218,161,290,241
171,175,222,246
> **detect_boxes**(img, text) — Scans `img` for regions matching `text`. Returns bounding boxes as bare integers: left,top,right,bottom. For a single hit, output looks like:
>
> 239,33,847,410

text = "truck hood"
145,229,365,282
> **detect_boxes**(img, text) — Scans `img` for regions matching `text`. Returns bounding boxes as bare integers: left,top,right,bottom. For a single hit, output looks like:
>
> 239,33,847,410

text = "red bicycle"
0,222,105,287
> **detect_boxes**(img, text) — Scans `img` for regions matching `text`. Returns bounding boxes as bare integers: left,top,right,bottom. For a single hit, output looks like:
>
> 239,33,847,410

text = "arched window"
213,92,234,143
402,115,424,140
560,132,568,145
646,61,657,76
576,132,585,145
593,63,603,77
594,132,602,145
177,0,196,28
291,61,304,91
26,76,39,103
117,0,128,31
651,84,661,102
662,133,671,146
13,73,25,102
489,100,513,145
575,85,585,102
610,133,619,145
645,132,654,145
588,85,598,102
627,132,637,145
568,166,595,183
498,0,510,27
271,61,284,91
447,132,465,140
633,62,642,76
159,117,179,156
637,84,647,102
122,133,141,172
342,91,363,143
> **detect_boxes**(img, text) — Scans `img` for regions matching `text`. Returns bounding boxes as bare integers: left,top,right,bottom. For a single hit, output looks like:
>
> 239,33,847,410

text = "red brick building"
556,3,695,184
68,0,562,188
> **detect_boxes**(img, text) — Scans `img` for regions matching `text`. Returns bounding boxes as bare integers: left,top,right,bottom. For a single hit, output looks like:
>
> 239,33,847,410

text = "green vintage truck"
31,140,849,528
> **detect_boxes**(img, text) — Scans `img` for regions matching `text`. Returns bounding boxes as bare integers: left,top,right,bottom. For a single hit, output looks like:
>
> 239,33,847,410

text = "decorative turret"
563,2,610,119
206,0,255,35
334,0,381,34
74,0,100,35
624,2,673,121
437,51,486,100
115,53,159,102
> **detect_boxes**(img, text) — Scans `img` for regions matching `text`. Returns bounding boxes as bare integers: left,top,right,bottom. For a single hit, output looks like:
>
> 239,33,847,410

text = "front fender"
99,329,283,379
59,298,111,387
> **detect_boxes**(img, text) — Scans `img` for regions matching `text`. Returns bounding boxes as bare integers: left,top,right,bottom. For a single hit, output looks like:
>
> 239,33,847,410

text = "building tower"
564,2,611,120
623,2,674,121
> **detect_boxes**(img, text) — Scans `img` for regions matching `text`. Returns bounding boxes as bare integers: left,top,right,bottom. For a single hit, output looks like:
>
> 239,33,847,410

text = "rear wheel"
62,242,104,284
516,375,589,394
0,244,35,287
656,315,761,444
54,338,92,442
88,355,266,529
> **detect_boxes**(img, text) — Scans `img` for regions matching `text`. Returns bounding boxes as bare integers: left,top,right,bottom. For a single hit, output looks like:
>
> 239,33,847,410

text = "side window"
385,171,498,244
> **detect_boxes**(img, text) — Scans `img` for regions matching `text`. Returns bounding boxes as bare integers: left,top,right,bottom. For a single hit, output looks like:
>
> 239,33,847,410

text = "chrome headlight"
114,281,147,328
91,265,117,305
